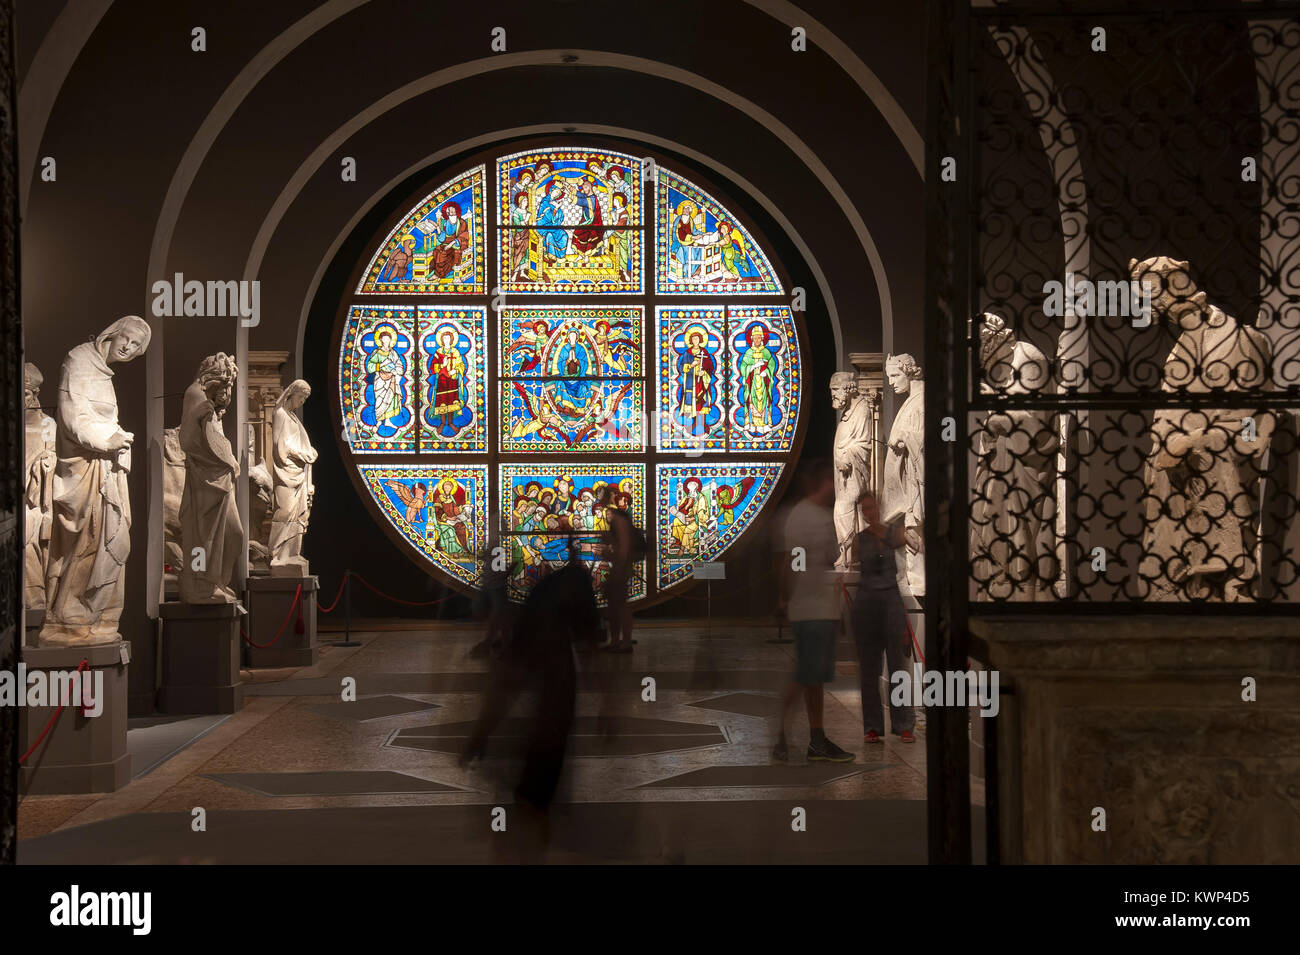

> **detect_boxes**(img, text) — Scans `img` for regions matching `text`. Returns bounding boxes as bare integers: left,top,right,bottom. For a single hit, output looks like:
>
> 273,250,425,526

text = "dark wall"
15,0,925,708
2,0,18,866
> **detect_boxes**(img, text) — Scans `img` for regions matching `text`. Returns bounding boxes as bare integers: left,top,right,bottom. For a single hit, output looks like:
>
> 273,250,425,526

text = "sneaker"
864,731,883,744
771,739,789,762
900,730,915,744
807,738,855,763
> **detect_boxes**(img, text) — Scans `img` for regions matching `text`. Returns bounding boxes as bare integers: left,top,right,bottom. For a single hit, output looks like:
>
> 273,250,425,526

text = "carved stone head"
885,353,922,395
95,315,151,364
277,379,311,412
197,353,238,415
23,362,42,409
829,371,858,411
1129,256,1207,332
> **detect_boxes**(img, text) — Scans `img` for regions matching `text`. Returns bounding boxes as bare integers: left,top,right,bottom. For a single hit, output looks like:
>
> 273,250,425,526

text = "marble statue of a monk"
40,315,151,646
269,380,317,577
883,353,925,596
24,363,57,609
831,371,873,570
178,353,243,603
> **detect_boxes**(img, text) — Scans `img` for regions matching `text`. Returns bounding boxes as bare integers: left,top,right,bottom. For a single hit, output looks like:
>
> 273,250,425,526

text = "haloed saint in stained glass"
417,307,486,452
497,148,644,294
729,306,799,452
359,464,487,585
340,307,416,452
657,463,784,587
656,169,781,295
358,167,485,294
658,306,727,451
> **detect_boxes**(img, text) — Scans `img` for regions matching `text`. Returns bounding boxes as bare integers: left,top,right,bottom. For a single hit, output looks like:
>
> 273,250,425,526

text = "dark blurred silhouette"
460,539,601,851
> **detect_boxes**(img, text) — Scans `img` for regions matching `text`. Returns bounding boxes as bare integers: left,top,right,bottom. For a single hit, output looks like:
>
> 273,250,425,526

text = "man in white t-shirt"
772,460,854,763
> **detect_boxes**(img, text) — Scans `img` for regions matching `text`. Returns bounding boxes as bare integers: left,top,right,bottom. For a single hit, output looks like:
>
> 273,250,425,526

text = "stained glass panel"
500,464,647,602
728,306,799,452
357,166,485,294
656,169,782,294
497,147,644,294
417,307,487,452
358,464,487,585
500,307,642,377
656,463,784,588
339,306,416,452
657,306,728,451
340,149,803,604
501,379,643,453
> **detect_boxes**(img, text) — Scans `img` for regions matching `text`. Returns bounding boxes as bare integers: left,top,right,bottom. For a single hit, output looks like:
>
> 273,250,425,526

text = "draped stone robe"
24,405,56,608
178,381,242,603
832,394,873,570
884,384,925,595
270,405,315,570
41,343,132,642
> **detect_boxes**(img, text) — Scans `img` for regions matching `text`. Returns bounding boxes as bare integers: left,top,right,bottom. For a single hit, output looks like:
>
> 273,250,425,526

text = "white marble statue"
884,353,925,596
831,371,873,570
970,314,1058,600
161,426,186,573
24,363,57,610
247,422,273,573
1131,256,1274,601
269,380,317,577
178,353,243,603
40,316,151,646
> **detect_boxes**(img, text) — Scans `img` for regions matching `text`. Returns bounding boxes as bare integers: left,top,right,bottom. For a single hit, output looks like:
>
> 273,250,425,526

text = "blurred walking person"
850,491,915,744
599,487,643,653
773,459,855,763
460,538,601,854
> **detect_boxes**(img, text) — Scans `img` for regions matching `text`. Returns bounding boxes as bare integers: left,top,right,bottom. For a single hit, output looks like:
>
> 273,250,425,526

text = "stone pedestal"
972,615,1300,864
18,641,131,794
246,575,318,669
23,607,44,648
158,602,243,714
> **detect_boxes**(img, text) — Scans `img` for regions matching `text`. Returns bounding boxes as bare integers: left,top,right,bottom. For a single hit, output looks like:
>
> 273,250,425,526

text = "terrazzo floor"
18,622,982,864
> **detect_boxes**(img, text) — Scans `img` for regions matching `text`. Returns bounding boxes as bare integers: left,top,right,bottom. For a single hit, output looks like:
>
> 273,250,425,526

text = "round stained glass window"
333,144,806,604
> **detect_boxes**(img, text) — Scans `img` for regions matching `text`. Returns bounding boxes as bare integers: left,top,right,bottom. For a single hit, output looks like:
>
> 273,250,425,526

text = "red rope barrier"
18,659,90,765
349,572,458,607
242,584,302,649
840,581,926,666
317,575,348,615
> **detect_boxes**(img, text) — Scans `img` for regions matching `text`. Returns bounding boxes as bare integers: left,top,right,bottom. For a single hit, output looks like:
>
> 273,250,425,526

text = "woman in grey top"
851,491,916,743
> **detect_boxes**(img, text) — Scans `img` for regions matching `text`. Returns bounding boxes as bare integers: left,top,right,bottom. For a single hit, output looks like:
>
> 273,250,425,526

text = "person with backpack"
599,487,644,653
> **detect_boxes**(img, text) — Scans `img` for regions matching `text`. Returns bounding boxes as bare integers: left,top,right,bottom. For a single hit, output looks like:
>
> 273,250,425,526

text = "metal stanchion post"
332,570,361,647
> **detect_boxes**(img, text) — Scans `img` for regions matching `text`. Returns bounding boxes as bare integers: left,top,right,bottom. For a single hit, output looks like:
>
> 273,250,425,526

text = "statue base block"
23,608,45,648
19,641,131,794
246,575,318,669
158,602,244,714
